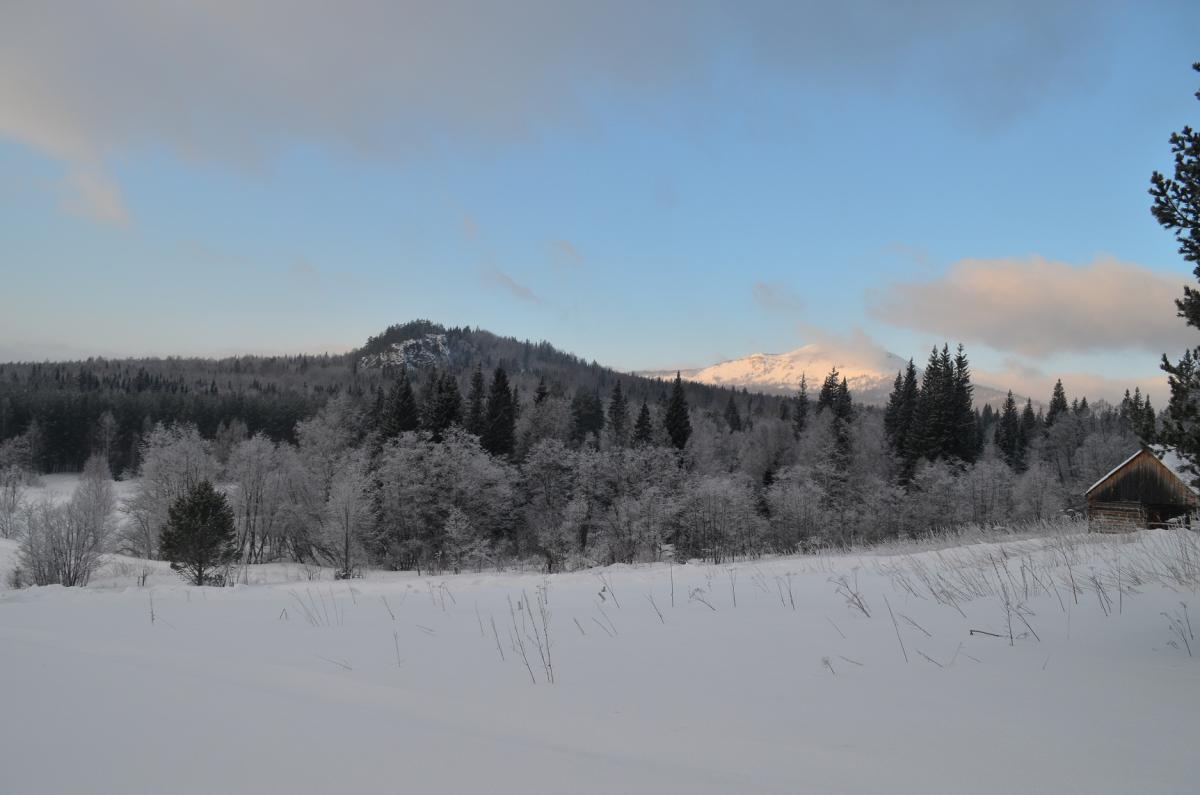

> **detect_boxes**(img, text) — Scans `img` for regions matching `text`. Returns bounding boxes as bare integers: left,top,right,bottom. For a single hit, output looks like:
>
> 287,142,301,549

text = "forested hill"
0,320,793,474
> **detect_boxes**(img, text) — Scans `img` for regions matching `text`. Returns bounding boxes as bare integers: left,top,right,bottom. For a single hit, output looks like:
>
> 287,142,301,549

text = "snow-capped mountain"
641,344,1015,407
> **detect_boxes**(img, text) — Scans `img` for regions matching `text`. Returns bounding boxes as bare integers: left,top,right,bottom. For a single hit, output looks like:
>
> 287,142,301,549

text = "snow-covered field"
2,512,1198,793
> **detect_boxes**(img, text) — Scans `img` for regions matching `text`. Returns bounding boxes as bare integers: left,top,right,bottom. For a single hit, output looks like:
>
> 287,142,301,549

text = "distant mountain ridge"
639,344,1019,408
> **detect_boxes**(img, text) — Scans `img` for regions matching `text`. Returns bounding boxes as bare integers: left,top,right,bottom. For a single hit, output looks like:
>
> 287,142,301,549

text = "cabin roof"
1085,445,1200,498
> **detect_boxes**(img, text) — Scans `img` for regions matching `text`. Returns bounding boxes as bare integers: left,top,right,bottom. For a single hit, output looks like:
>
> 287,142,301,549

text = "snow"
2,527,1198,794
21,472,139,507
1086,445,1200,496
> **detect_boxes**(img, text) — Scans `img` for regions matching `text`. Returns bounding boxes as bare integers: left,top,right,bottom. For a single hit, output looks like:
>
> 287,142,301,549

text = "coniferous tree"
160,480,237,586
420,370,462,441
481,367,516,457
570,389,605,444
533,377,550,405
1046,380,1069,426
817,368,842,413
632,401,654,446
909,346,953,463
994,391,1025,470
465,363,486,435
381,369,420,439
884,359,919,461
1142,396,1157,444
663,372,692,450
792,375,809,439
1154,63,1200,472
950,345,978,462
608,381,629,445
1021,398,1038,443
724,395,743,432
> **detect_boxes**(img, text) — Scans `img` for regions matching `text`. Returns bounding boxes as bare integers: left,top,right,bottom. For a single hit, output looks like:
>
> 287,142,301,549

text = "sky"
2,1,1199,403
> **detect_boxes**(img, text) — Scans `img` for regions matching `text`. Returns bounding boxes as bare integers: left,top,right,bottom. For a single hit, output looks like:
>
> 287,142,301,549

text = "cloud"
58,167,130,225
550,239,583,268
753,281,805,314
974,364,1168,407
481,267,541,303
462,214,480,241
288,258,320,281
869,255,1192,357
1,2,1104,220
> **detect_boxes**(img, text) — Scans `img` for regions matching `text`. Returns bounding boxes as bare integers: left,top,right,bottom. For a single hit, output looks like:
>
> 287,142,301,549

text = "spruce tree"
382,368,419,438
724,395,743,432
533,377,550,405
481,367,516,457
608,381,629,445
792,375,809,438
1136,396,1158,444
663,372,692,450
909,346,952,463
1021,397,1038,443
465,363,486,435
884,359,919,462
160,481,237,586
994,392,1025,470
1154,63,1200,471
817,368,841,413
950,345,978,462
570,389,605,444
1046,379,1069,426
633,401,654,446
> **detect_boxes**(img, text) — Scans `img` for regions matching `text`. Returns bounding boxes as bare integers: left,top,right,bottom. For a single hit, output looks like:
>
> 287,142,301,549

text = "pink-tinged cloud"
973,365,1168,407
59,168,130,226
481,267,541,304
870,256,1193,357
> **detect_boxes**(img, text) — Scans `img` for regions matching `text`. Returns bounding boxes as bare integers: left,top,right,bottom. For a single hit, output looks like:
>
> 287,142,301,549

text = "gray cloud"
550,239,584,268
1,1,1103,222
869,255,1192,357
481,267,541,304
753,281,805,314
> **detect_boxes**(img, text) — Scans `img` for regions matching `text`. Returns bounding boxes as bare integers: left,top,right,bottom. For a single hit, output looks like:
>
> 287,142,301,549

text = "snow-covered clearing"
2,526,1198,794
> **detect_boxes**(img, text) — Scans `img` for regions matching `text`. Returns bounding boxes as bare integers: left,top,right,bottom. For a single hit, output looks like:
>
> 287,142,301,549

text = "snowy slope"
642,344,1017,407
1,526,1198,794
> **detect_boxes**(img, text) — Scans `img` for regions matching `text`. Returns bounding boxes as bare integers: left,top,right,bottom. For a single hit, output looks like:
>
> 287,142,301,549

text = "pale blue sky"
2,1,1198,401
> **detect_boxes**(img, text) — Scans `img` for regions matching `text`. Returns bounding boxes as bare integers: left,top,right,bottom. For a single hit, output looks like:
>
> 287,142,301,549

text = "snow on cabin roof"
1084,445,1200,496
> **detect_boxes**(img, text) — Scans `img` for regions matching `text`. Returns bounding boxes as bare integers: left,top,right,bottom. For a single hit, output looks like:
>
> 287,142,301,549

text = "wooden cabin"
1085,446,1198,533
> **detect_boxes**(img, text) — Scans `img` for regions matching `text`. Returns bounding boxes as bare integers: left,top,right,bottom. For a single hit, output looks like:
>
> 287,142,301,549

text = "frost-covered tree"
321,451,372,578
374,429,516,571
674,474,764,563
122,423,219,558
443,506,489,573
0,465,25,539
226,434,286,562
19,460,115,587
